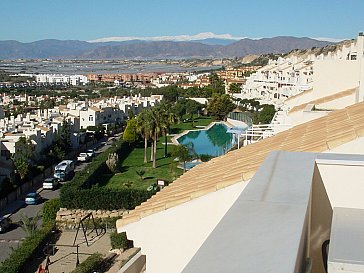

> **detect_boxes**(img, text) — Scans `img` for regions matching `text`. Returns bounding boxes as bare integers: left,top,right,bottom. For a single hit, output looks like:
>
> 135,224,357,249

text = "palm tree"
158,102,176,158
19,212,41,237
136,110,152,163
150,107,162,168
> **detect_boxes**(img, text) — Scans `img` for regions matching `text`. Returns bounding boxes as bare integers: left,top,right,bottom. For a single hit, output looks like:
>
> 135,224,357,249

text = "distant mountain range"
0,36,333,60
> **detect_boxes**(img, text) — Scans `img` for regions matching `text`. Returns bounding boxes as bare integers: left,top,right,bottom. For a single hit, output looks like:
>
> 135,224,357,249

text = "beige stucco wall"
309,164,333,273
317,163,364,210
316,92,356,110
326,137,364,155
288,109,329,126
118,181,248,273
285,91,315,110
313,60,359,100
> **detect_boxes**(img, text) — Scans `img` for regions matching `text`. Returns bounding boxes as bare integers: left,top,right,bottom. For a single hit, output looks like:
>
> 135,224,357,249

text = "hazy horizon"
0,0,362,43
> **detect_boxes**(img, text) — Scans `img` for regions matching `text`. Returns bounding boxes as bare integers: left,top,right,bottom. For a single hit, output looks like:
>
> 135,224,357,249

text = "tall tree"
173,100,186,124
150,107,162,168
157,102,176,158
136,109,153,163
207,94,235,121
229,83,242,93
172,144,195,172
123,118,138,144
59,118,72,151
13,136,34,180
185,99,202,127
209,73,225,94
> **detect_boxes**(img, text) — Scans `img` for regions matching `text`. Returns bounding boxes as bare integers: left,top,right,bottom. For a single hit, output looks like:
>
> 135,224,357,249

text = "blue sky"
0,0,363,42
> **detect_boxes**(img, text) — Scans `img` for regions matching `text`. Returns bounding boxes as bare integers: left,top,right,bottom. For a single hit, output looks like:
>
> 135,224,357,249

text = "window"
89,116,93,122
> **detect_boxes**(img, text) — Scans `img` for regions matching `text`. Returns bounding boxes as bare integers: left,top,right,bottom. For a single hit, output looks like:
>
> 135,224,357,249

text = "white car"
86,148,96,158
77,152,90,162
43,177,59,190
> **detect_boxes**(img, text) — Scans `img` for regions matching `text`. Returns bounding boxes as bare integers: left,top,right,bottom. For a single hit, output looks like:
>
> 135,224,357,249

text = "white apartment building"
240,33,364,144
241,56,314,105
240,37,359,106
36,74,88,86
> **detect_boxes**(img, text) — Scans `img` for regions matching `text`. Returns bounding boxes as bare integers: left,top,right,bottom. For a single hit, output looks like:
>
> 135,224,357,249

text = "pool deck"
171,121,229,145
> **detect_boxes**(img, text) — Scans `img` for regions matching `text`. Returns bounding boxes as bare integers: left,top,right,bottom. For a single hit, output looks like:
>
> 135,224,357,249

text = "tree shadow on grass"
96,174,114,187
170,128,182,134
155,162,174,168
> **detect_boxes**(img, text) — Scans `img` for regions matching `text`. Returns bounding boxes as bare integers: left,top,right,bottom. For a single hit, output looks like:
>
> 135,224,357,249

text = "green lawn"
102,138,182,190
101,115,212,190
170,115,213,134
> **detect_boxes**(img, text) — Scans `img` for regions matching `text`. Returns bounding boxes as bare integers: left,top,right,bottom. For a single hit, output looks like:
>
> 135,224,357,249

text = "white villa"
114,33,364,273
0,94,163,182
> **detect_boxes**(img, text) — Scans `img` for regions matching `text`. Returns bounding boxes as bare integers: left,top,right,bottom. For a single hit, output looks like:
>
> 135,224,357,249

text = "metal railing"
242,123,292,146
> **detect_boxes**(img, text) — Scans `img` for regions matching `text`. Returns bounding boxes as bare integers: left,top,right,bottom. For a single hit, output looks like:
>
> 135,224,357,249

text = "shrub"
110,232,128,250
199,154,214,162
43,198,61,225
60,186,153,210
71,253,103,273
60,140,153,210
0,223,53,273
136,168,145,181
106,153,119,173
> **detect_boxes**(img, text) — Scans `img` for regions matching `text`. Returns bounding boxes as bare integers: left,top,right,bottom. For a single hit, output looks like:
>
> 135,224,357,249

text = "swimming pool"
177,123,235,156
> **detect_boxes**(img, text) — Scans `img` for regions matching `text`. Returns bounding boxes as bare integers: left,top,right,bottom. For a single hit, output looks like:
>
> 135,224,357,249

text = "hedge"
0,223,53,273
60,140,153,210
61,186,153,210
71,253,103,273
43,198,61,225
110,231,128,250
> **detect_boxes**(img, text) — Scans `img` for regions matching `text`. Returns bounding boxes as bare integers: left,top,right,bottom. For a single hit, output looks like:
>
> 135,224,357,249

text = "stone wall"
56,207,126,229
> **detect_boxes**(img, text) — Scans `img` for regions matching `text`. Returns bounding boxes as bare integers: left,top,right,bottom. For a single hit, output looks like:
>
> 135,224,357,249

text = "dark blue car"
25,192,41,205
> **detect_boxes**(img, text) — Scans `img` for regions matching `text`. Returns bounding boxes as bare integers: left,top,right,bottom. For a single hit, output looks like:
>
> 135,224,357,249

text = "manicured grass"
103,139,183,190
101,115,212,190
170,115,213,134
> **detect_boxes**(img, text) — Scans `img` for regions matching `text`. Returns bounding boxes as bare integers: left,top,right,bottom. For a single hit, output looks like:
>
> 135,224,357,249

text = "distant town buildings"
36,74,88,86
216,66,259,93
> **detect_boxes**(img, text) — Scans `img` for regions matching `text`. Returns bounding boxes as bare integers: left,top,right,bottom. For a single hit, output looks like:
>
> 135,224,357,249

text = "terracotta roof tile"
116,101,364,228
289,87,357,113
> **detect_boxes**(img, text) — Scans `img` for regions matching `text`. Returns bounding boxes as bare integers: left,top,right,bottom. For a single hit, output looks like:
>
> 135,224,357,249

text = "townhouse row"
0,94,162,182
240,38,359,105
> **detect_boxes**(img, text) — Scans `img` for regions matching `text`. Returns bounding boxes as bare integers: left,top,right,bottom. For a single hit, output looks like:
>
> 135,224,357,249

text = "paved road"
0,134,120,264
0,187,60,263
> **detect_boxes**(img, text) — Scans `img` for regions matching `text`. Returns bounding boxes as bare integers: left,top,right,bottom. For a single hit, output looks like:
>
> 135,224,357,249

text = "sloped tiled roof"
285,88,313,102
117,101,364,227
289,87,357,113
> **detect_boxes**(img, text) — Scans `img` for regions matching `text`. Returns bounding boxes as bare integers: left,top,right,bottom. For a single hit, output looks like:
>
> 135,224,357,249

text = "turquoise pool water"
177,123,235,156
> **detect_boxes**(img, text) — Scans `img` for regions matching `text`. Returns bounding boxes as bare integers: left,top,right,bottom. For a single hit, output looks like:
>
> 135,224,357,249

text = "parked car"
25,192,42,205
0,216,12,233
42,177,59,190
77,152,90,162
86,148,96,158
